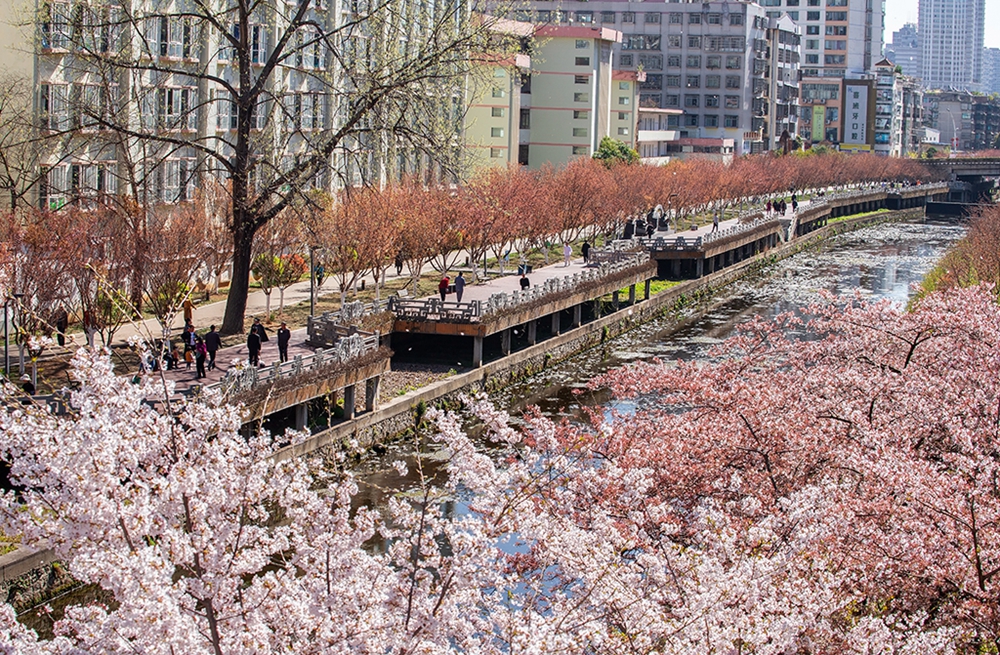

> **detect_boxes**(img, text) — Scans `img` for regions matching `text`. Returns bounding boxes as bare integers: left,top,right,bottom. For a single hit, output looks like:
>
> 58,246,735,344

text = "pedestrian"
183,298,196,325
204,324,221,370
395,251,404,276
247,328,262,367
791,199,798,213
711,214,719,233
563,243,572,267
315,263,325,287
781,199,787,214
183,324,197,368
454,272,466,303
519,273,530,290
55,306,68,347
582,241,591,264
194,336,208,379
766,200,772,215
250,317,269,366
438,275,450,302
20,375,34,396
277,321,291,363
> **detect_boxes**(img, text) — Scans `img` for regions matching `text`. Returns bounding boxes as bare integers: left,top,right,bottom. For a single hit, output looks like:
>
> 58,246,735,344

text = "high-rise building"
517,1,795,155
918,0,985,91
983,47,1000,94
885,23,921,79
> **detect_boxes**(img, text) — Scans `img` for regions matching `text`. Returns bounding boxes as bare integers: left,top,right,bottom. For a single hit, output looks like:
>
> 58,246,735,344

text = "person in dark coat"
248,318,268,366
55,306,68,347
581,241,591,263
194,336,208,379
277,322,291,363
204,325,221,370
519,274,530,290
454,272,466,303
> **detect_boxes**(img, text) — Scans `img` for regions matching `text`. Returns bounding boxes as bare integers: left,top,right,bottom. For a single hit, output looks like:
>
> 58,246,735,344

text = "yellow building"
463,51,532,172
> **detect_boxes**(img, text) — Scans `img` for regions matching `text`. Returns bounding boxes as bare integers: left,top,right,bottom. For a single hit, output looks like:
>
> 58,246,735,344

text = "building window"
730,13,743,25
668,35,681,48
706,75,720,88
575,57,590,66
575,39,589,49
725,95,740,108
707,56,721,69
573,110,588,120
707,13,722,24
824,54,845,65
669,12,682,23
725,76,740,89
620,54,633,66
787,12,799,20
807,11,820,19
825,11,846,20
688,36,701,49
492,107,504,117
618,127,629,135
492,88,504,98
575,11,593,23
573,127,588,137
684,94,699,107
640,93,661,107
687,55,701,68
667,55,681,68
806,54,820,64
618,111,628,120
826,25,847,35
640,74,661,90
622,11,634,23
705,94,720,107
704,114,719,127
686,76,700,88
726,56,741,69
684,114,699,126
806,39,819,49
572,146,588,155
638,54,663,70
490,148,504,158
575,75,589,84
724,115,739,127
824,40,846,50
619,81,630,90
574,92,589,102
491,127,504,138
689,13,701,23
601,11,615,23
665,75,681,87
644,12,660,23
520,109,530,129
618,96,630,105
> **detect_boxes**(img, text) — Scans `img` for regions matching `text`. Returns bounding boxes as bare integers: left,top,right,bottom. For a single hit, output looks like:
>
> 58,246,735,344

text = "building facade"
983,47,1000,95
885,23,921,79
922,89,1000,152
918,0,985,91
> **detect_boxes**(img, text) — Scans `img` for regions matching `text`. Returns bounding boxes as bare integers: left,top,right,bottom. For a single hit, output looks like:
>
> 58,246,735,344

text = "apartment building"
884,23,921,79
767,14,801,148
984,47,1000,95
518,1,798,155
922,89,1000,152
918,0,984,91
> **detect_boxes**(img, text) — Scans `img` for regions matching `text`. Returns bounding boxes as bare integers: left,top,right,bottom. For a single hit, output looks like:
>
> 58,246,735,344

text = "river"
351,218,966,514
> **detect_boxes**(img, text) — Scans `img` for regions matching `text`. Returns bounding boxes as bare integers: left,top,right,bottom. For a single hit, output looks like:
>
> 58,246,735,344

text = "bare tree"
34,0,519,334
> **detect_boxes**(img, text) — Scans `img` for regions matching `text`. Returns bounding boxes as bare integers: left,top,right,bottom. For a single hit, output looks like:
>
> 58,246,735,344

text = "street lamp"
4,293,24,377
309,246,318,317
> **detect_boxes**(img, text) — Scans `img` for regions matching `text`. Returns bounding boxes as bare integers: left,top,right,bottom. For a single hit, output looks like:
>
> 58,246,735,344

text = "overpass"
923,157,1000,207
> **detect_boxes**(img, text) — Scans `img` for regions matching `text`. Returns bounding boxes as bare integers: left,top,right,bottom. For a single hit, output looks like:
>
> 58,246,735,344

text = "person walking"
454,272,466,303
247,328,262,367
183,298,196,326
183,324,197,369
249,318,269,367
204,325,221,371
277,322,291,363
563,243,572,267
55,306,68,347
711,214,719,233
194,336,208,379
581,241,591,264
519,273,530,290
438,275,450,302
314,263,325,287
395,251,404,276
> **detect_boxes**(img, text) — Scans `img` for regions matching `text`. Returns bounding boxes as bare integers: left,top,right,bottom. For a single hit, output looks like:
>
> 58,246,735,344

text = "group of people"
246,318,292,367
438,272,467,302
766,194,798,216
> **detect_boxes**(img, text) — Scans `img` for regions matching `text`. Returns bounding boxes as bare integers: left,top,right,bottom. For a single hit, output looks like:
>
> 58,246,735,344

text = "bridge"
923,157,1000,208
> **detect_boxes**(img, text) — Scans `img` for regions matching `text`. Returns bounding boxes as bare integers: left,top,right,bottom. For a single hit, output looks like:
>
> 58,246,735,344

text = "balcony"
637,129,681,143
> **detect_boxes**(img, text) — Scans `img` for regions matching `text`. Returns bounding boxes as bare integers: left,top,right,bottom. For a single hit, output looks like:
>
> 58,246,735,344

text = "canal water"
352,218,966,509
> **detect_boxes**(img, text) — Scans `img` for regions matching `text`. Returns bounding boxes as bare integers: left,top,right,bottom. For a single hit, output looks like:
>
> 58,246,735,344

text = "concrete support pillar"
593,298,601,319
365,375,380,412
343,384,356,421
612,290,620,311
527,320,537,345
551,312,561,336
671,260,681,279
628,284,636,304
572,304,582,327
644,279,651,300
501,328,511,355
294,404,308,431
696,258,704,278
473,336,483,368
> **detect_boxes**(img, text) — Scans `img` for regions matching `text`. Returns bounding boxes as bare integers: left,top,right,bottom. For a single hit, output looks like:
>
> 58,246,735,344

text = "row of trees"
0,281,996,652
0,150,939,345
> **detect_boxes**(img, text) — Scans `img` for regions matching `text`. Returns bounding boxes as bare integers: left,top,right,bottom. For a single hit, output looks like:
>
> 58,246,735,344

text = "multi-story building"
984,47,1000,95
518,1,796,155
635,107,682,163
521,25,625,167
885,23,921,79
767,15,801,148
918,0,985,91
873,60,902,156
921,89,999,152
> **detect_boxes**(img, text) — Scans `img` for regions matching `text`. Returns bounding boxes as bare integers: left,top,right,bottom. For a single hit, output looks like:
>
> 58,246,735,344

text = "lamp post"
4,293,23,377
309,246,318,317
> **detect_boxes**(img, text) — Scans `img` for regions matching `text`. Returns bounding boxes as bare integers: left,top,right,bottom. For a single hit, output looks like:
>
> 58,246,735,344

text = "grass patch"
828,208,891,224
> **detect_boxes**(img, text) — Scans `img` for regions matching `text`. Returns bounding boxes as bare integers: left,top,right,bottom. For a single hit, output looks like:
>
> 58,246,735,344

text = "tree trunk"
221,225,254,335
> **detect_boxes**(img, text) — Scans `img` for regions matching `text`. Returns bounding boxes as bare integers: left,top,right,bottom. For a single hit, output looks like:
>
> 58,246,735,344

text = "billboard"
811,105,825,141
842,82,871,149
